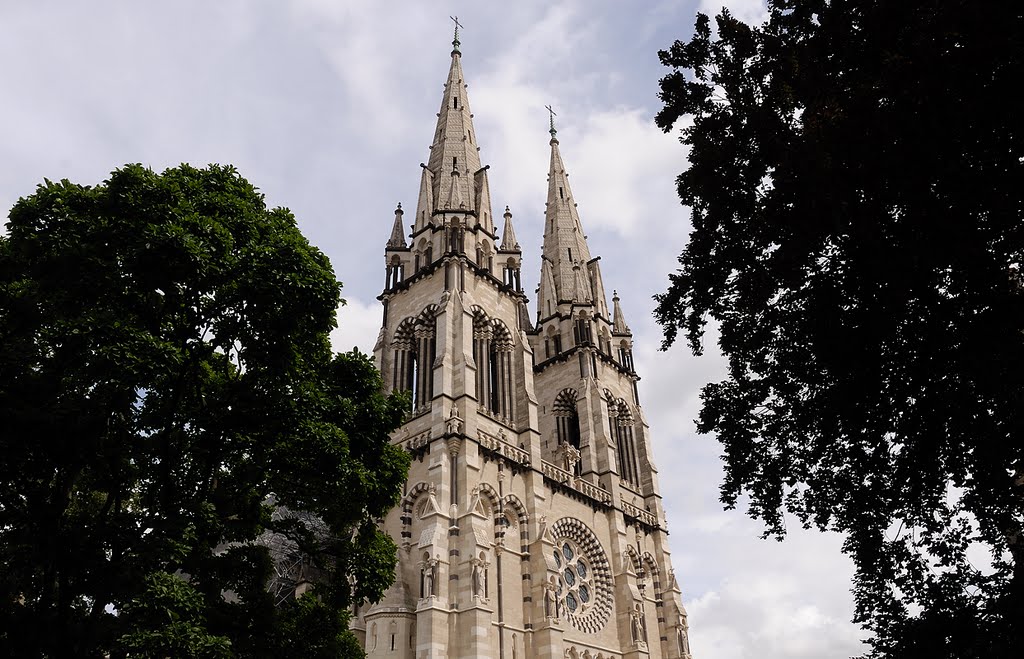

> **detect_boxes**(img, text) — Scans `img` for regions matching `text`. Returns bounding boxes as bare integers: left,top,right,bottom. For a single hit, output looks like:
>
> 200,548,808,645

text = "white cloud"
330,295,383,356
568,109,686,237
686,528,868,658
699,0,769,25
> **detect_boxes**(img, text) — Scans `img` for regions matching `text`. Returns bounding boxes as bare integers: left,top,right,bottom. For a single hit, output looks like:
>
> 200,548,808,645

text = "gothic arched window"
618,339,634,371
448,217,465,254
554,389,582,476
610,397,640,487
391,308,437,411
599,328,612,358
473,310,515,424
386,254,405,289
573,312,593,347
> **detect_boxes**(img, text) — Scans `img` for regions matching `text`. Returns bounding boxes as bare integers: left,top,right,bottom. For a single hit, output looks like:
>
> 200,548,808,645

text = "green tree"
655,1,1024,656
0,164,409,657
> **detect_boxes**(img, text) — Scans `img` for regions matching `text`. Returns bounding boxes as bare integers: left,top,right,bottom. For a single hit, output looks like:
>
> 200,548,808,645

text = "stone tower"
354,33,692,659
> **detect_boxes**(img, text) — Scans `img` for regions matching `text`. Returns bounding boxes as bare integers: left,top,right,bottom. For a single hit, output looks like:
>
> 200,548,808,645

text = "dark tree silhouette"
656,2,1024,656
0,164,409,657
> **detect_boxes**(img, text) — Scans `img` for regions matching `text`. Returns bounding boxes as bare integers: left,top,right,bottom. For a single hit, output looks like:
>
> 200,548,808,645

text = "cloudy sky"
0,1,867,657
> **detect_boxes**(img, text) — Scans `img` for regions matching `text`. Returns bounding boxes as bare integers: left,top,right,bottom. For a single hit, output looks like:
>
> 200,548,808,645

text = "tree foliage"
656,1,1024,656
0,164,409,657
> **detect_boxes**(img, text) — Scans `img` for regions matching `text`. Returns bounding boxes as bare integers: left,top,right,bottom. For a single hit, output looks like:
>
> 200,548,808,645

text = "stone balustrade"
477,429,530,467
621,499,659,529
541,460,612,507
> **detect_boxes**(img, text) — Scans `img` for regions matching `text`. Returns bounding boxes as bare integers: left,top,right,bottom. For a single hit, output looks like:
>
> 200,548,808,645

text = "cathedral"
352,31,692,659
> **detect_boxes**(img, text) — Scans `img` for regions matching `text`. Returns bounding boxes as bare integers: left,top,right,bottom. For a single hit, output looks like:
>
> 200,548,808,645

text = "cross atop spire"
545,104,558,140
450,15,464,53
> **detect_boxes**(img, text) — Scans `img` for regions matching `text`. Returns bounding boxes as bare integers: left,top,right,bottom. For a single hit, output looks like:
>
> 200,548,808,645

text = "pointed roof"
500,206,520,251
612,290,631,335
387,203,407,248
423,40,485,219
537,128,598,316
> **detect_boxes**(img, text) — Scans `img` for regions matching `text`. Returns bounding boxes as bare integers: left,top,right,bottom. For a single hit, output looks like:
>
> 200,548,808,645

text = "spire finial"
545,104,558,139
450,15,464,53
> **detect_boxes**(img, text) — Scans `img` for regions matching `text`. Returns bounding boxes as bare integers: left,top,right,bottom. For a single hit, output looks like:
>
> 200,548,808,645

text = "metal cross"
450,15,464,45
545,105,558,136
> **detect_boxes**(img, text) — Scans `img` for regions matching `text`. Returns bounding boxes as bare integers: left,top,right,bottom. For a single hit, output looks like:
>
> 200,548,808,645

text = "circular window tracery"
550,517,612,633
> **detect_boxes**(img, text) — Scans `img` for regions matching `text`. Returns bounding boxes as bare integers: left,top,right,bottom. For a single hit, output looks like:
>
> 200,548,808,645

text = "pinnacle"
612,290,631,335
387,202,407,249
501,205,520,251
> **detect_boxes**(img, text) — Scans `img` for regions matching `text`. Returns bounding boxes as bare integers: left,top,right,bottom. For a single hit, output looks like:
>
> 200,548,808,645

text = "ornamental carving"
549,517,613,633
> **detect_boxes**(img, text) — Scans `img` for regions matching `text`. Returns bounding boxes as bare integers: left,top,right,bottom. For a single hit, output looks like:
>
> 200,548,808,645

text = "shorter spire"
612,290,631,335
501,205,520,250
387,202,407,248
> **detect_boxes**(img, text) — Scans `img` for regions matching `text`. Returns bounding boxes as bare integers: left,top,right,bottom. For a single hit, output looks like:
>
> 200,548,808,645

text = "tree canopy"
655,1,1024,656
0,164,409,657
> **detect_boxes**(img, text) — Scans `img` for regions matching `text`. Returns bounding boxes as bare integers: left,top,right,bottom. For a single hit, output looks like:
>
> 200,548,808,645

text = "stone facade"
352,35,692,659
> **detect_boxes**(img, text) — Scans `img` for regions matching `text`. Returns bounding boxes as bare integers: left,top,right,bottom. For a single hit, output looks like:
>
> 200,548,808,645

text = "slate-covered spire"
537,125,600,318
412,33,494,233
612,290,631,335
500,206,520,251
387,203,407,249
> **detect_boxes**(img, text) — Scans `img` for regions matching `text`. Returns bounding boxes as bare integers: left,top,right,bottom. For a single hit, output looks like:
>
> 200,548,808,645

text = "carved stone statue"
544,584,557,618
447,405,463,434
555,441,581,475
423,558,438,597
677,625,690,655
471,560,483,597
630,603,647,644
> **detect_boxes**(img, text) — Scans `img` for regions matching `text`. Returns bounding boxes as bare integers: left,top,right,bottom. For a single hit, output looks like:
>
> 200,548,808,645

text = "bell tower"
356,29,693,659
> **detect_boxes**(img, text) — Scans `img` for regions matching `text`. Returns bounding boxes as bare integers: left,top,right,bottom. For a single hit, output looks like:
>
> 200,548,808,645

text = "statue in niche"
555,441,581,476
447,405,463,434
544,582,557,618
630,603,647,644
471,559,484,597
422,557,438,597
677,625,690,656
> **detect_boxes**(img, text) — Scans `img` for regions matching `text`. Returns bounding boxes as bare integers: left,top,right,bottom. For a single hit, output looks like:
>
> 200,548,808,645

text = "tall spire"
536,121,603,318
412,25,494,234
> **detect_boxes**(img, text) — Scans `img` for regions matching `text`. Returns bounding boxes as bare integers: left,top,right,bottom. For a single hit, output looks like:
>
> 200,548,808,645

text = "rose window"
554,540,593,615
549,517,612,633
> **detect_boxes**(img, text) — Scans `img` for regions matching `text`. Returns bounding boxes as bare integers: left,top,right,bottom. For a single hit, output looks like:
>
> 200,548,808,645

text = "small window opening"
453,157,458,171
454,96,459,109
559,186,564,199
568,248,573,261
